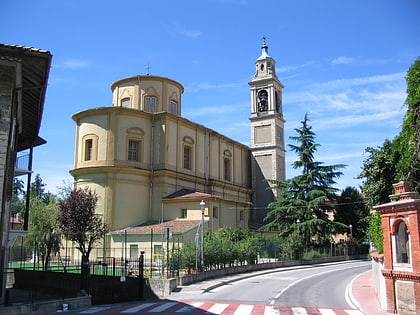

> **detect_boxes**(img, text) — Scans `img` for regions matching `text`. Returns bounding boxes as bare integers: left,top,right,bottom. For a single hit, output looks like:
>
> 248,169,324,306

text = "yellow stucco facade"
70,75,252,261
68,41,285,263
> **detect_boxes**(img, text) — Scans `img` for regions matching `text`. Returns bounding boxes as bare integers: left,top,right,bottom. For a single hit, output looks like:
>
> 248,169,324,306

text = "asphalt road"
170,260,370,308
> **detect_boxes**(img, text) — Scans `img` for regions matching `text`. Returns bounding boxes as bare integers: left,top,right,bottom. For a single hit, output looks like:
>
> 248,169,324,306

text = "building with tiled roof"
69,40,286,263
0,43,52,305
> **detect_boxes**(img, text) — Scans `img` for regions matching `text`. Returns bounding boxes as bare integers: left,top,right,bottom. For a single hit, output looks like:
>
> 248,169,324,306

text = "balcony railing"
15,154,31,176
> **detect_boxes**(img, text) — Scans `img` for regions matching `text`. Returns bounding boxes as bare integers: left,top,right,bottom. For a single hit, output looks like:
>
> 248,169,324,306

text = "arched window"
121,97,131,108
169,100,178,114
258,90,268,112
395,221,410,264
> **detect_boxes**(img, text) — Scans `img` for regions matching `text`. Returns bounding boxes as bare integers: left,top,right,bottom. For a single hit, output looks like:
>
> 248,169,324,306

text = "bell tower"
249,37,286,223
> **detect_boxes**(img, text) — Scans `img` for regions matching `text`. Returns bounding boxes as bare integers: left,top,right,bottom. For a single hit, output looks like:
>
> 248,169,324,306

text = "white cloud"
174,24,202,38
310,72,405,91
57,59,90,69
332,56,355,65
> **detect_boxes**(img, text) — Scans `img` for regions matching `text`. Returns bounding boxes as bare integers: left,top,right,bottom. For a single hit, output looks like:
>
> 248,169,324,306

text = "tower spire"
258,35,271,60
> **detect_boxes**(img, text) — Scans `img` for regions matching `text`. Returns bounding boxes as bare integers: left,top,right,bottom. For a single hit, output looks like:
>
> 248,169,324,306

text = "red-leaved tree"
58,187,108,288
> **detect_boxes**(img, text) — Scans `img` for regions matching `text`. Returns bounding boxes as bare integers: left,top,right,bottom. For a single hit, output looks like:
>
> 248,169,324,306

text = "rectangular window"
224,158,231,181
181,208,187,218
85,139,93,161
129,244,138,259
213,206,218,218
170,101,177,114
183,146,192,170
240,210,244,221
145,96,157,113
128,140,140,161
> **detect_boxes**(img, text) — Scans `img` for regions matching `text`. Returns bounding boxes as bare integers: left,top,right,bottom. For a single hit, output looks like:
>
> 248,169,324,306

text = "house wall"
0,63,15,304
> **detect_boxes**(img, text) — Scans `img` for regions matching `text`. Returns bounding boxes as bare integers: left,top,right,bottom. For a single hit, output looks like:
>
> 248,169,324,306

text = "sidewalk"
350,269,392,315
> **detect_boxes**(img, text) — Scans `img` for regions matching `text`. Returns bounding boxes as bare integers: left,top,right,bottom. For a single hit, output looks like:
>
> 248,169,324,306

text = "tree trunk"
80,255,90,292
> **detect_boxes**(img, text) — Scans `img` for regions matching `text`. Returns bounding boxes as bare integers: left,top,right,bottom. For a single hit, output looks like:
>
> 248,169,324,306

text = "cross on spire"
146,63,151,76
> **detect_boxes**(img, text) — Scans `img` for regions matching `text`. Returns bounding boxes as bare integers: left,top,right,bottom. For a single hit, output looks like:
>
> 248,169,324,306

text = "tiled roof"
117,219,204,235
0,43,51,55
163,188,214,200
0,43,52,151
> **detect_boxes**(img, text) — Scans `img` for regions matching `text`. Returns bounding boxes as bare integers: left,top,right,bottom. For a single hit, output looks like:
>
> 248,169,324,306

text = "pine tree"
264,114,346,246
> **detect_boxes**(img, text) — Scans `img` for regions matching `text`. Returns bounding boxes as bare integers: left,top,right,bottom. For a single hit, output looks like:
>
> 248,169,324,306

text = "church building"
69,40,285,260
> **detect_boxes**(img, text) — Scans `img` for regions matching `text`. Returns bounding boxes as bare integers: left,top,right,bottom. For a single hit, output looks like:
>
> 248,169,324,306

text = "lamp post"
200,200,205,271
349,224,353,240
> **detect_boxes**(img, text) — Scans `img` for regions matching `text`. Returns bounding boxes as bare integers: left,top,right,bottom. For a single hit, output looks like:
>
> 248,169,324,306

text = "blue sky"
2,0,419,194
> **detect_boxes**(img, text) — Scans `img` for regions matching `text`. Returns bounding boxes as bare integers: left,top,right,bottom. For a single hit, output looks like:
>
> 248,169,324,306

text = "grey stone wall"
0,64,14,305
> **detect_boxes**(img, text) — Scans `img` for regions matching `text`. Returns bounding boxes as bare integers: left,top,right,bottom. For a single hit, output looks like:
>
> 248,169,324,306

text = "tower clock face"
257,90,268,112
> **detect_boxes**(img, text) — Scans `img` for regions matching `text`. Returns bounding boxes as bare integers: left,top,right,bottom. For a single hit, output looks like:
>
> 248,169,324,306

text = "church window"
170,101,178,114
126,128,144,162
121,97,130,108
224,158,231,181
183,145,192,170
395,221,410,264
240,210,244,221
182,136,194,170
82,135,98,161
85,139,93,161
223,150,232,181
145,96,157,113
128,140,141,161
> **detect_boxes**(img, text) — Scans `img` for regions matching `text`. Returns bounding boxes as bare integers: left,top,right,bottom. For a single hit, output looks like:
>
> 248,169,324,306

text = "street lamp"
200,200,205,271
349,224,353,240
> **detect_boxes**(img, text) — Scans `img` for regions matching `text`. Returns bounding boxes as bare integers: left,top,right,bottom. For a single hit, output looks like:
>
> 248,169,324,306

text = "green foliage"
335,187,369,243
357,58,420,255
11,178,25,217
24,198,61,271
393,58,420,193
358,140,397,209
276,232,304,260
178,227,261,270
30,173,47,202
366,212,383,253
264,114,346,246
58,187,109,260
